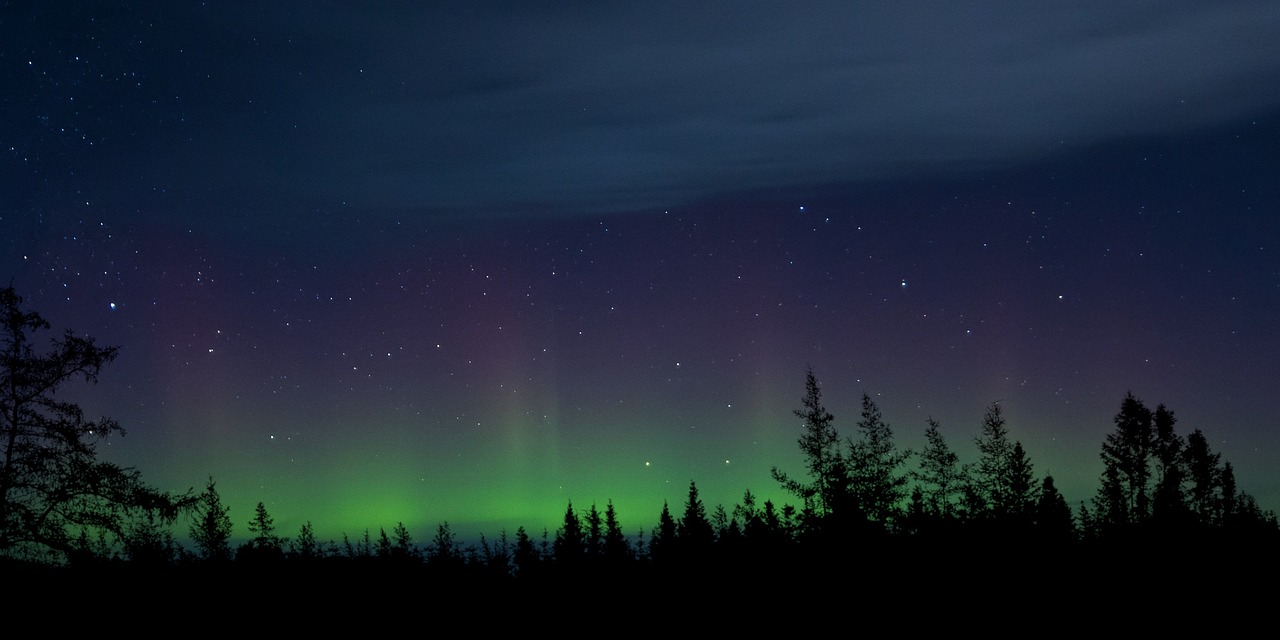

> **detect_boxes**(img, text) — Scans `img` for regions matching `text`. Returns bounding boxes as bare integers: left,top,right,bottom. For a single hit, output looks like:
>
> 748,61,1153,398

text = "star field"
3,2,1279,541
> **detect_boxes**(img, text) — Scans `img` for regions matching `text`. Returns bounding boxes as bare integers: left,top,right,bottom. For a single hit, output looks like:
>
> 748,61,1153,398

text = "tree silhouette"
966,402,1031,522
679,480,715,554
376,528,395,559
1220,462,1239,523
1006,442,1037,524
553,501,585,568
1151,404,1189,525
479,530,512,578
914,417,964,521
372,521,417,563
848,394,912,528
391,522,416,558
513,526,543,577
0,287,184,560
245,501,285,556
648,501,677,563
291,521,320,560
189,477,232,562
584,502,604,563
1184,429,1222,525
602,500,632,564
427,522,462,571
772,368,845,520
710,504,731,538
1035,475,1075,544
1095,393,1155,529
122,509,179,565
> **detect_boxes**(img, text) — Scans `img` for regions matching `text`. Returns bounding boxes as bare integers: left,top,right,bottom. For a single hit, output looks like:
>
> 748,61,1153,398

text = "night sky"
4,2,1279,542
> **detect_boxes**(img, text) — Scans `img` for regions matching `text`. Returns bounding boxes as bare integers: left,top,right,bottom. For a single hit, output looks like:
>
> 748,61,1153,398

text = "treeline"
770,370,1278,547
57,370,1280,586
2,283,1276,595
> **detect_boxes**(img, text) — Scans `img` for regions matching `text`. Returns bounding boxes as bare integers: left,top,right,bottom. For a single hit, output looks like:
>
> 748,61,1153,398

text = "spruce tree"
189,478,232,562
649,501,677,563
1184,429,1221,525
964,402,1038,530
427,522,462,570
1151,404,1189,524
914,417,963,520
1035,476,1075,544
848,394,911,528
514,526,542,577
1096,392,1155,527
584,502,604,562
602,500,632,564
678,480,714,551
1007,442,1037,523
553,501,585,567
292,521,319,560
246,501,284,554
969,402,1015,519
772,368,845,519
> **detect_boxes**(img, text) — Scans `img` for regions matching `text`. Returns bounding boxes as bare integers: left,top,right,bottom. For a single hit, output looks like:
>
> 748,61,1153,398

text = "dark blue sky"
3,2,1279,538
9,2,1280,217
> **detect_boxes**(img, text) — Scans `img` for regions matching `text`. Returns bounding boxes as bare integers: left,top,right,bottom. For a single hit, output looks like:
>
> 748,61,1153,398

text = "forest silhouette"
3,285,1277,612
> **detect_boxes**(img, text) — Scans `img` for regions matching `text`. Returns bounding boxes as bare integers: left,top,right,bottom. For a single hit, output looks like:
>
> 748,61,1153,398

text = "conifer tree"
772,368,845,519
968,402,1013,518
123,510,179,565
479,530,512,578
1184,429,1221,525
514,526,542,577
649,501,677,563
376,527,394,558
602,500,631,564
584,502,604,562
392,521,413,550
914,417,963,520
678,480,714,550
1220,462,1239,524
553,501,585,567
1092,464,1128,536
847,394,912,528
1035,475,1075,544
966,402,1038,526
1096,393,1155,527
427,522,462,570
292,521,319,560
189,478,232,562
385,521,416,561
1150,405,1189,524
711,504,731,540
734,489,760,531
246,501,284,554
1007,441,1037,523
1076,501,1098,542
762,499,787,543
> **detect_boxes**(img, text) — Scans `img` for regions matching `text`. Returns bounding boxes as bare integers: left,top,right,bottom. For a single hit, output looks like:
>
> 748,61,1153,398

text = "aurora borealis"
4,2,1279,543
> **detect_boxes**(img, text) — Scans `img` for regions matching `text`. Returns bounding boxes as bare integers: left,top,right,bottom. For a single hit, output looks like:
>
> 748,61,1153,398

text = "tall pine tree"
1151,404,1189,524
966,402,1036,526
914,417,964,520
847,394,911,528
189,478,232,562
772,368,846,521
1094,392,1155,529
678,480,715,553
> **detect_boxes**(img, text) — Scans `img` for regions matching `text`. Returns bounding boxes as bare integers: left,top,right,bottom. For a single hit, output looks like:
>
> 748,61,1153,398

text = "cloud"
18,1,1280,218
